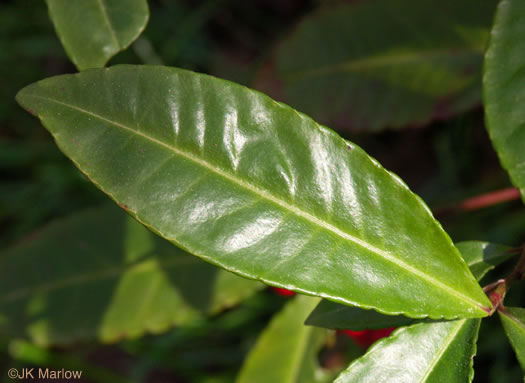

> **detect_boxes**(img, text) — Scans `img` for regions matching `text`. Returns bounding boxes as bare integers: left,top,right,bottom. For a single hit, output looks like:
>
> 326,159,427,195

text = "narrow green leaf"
307,240,510,330
257,0,497,132
0,204,263,346
16,65,491,319
306,300,415,331
335,319,481,383
499,307,525,374
236,295,332,383
484,0,525,201
46,0,149,70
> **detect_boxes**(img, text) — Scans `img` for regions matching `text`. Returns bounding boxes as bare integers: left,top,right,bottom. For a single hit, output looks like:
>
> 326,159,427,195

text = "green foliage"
257,0,497,132
5,0,525,381
335,319,481,383
306,240,507,382
307,300,415,332
484,0,525,202
455,241,517,281
499,307,525,375
306,241,515,331
46,0,149,70
236,295,333,383
0,204,262,345
16,66,490,319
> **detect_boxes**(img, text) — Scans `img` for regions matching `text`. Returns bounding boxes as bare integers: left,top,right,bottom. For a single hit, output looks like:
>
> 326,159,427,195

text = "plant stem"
459,187,521,211
505,248,525,286
484,246,525,315
436,187,520,216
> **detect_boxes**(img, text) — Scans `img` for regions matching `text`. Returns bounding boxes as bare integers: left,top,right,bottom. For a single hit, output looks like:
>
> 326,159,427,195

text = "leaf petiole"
483,246,525,315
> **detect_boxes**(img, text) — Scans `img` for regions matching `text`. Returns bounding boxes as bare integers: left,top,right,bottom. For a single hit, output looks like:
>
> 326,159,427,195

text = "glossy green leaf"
499,307,525,374
257,0,497,132
16,65,491,319
484,0,525,201
0,204,263,346
236,295,332,383
307,241,512,330
335,319,481,383
46,0,149,70
332,241,500,381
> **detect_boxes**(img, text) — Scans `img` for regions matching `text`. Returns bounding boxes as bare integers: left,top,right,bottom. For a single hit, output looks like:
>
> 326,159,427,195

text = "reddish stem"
484,247,525,315
436,187,520,216
459,187,520,211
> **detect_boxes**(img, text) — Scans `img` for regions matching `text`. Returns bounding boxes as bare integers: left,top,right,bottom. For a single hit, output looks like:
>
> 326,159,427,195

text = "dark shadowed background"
1,0,524,382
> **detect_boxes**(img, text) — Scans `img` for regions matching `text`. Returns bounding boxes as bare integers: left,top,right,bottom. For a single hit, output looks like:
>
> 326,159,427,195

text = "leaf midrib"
96,0,120,49
418,320,466,382
27,94,484,312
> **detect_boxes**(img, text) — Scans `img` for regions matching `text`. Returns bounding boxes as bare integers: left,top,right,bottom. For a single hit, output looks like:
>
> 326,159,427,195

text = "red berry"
271,287,296,297
338,327,396,348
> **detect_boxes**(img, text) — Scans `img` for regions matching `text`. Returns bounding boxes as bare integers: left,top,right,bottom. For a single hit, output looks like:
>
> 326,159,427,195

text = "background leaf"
0,204,263,346
256,0,498,132
307,240,513,331
455,241,516,281
334,319,481,383
499,307,525,375
306,300,415,331
46,0,149,70
484,0,525,201
16,65,491,319
236,295,332,383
